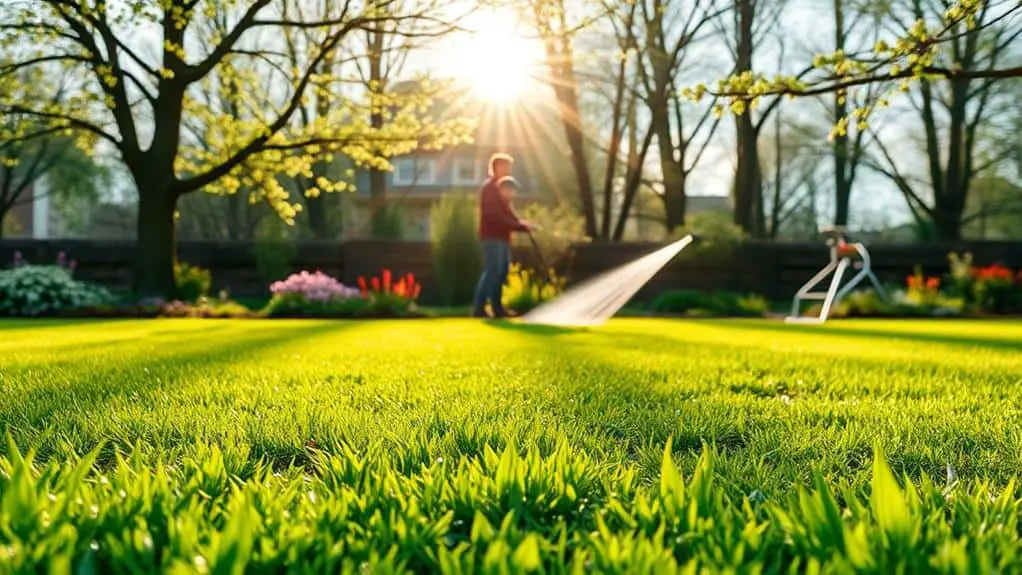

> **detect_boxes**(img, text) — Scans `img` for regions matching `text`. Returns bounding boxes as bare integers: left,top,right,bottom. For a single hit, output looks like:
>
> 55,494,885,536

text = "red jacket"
478,178,526,242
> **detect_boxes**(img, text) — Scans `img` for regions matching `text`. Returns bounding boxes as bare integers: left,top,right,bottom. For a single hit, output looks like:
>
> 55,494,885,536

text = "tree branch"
174,15,369,194
4,105,120,147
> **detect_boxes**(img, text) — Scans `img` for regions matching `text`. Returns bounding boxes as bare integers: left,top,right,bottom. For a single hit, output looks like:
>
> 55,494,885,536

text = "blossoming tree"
0,0,473,297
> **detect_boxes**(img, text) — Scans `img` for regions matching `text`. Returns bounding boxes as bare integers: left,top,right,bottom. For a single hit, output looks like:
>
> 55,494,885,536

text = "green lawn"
2,318,1022,572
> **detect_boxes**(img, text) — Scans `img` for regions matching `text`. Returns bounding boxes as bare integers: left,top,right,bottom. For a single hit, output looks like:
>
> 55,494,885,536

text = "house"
343,85,572,240
1,178,58,239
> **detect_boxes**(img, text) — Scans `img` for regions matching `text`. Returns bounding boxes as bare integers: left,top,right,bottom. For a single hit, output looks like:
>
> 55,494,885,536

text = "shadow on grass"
0,318,126,331
482,319,589,337
707,318,1022,353
0,321,364,441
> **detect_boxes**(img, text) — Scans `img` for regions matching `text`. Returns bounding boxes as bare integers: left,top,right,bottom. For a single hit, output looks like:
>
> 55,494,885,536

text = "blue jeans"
473,240,511,312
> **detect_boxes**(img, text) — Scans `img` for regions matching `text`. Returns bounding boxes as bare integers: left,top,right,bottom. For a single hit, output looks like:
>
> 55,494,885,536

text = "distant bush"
252,217,298,285
430,193,482,306
669,211,746,257
0,263,111,317
649,289,769,317
371,204,405,240
649,289,714,314
161,297,254,319
972,264,1020,314
502,263,565,313
808,287,963,319
253,242,297,286
512,202,589,269
174,261,211,302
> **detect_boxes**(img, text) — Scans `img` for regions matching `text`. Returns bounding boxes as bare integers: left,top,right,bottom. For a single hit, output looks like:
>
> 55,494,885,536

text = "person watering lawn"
472,153,538,318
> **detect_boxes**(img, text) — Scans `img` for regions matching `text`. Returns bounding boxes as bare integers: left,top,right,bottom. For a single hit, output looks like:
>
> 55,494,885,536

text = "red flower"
357,276,368,295
371,277,380,292
383,269,392,292
976,264,1013,282
925,277,940,291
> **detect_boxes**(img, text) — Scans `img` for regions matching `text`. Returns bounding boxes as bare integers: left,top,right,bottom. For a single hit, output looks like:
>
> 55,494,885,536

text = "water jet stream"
520,235,695,327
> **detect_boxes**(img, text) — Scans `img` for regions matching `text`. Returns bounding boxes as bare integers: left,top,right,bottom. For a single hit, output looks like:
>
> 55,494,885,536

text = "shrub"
649,289,715,315
735,293,771,316
512,202,589,268
357,269,421,316
501,263,565,313
669,212,746,257
174,261,211,302
946,251,975,304
161,297,254,319
253,241,297,285
265,271,365,318
972,264,1020,314
648,289,768,317
371,203,405,240
0,265,111,317
430,193,482,306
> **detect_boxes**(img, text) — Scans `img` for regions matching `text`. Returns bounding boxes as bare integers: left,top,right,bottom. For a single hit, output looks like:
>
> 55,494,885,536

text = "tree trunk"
600,53,629,240
732,0,763,237
134,187,179,299
832,0,851,227
227,191,243,241
368,168,387,236
304,195,329,239
557,87,598,239
534,0,597,238
770,106,783,239
662,166,686,232
367,28,388,237
733,112,763,236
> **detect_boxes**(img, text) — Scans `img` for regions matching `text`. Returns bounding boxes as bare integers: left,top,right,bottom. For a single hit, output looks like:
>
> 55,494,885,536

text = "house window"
416,158,436,185
393,158,416,185
453,158,478,185
393,157,436,186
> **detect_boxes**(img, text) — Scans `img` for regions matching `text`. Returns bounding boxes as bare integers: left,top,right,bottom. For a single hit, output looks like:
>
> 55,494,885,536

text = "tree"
627,0,724,235
1,0,471,297
695,0,1020,239
0,67,106,238
963,174,1022,238
526,0,599,238
829,0,880,227
832,0,1021,239
700,0,791,237
525,0,724,241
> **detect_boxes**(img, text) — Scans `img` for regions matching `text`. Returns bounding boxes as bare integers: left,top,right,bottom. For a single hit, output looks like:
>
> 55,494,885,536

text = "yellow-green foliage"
501,263,565,313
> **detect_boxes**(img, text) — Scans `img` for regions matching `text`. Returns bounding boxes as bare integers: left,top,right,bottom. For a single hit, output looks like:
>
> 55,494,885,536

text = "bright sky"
414,1,915,231
428,7,547,104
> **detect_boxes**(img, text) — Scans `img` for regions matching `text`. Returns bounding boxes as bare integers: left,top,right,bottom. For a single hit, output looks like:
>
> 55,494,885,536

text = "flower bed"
264,269,426,319
812,253,1022,320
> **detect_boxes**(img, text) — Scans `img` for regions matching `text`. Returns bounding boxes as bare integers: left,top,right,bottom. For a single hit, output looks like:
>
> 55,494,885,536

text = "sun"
437,10,543,103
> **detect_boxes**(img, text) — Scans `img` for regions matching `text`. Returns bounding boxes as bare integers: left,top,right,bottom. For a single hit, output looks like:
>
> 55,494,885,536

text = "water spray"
520,234,696,327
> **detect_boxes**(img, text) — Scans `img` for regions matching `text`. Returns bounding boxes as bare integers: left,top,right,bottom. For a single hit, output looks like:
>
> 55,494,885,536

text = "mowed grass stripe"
1,318,1021,488
3,318,1022,571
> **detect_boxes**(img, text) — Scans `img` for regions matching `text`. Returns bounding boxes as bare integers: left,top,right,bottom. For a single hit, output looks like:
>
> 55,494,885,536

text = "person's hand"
522,221,541,232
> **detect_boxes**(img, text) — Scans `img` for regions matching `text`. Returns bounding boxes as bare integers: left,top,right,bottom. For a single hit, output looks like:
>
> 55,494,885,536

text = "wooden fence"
2,239,1021,303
